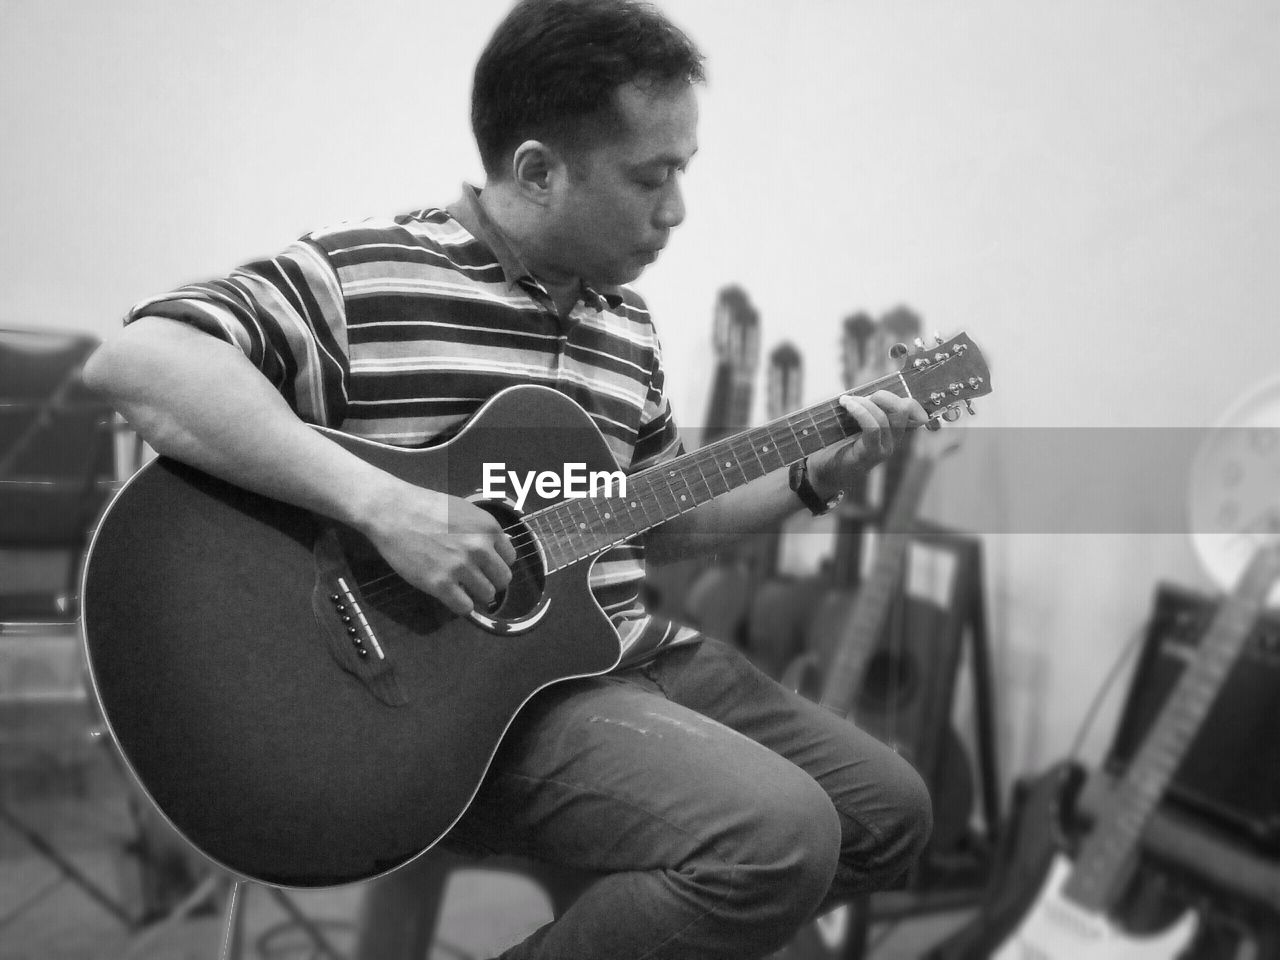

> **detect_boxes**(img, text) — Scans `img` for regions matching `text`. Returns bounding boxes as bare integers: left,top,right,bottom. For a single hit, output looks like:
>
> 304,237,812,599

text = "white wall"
4,0,1278,784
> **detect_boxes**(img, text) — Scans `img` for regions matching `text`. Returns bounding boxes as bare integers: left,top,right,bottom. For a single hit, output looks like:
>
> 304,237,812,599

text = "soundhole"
475,500,546,623
858,647,919,709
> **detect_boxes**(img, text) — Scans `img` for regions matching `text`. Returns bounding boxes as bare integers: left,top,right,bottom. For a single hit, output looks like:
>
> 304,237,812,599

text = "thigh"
637,638,931,870
446,668,827,875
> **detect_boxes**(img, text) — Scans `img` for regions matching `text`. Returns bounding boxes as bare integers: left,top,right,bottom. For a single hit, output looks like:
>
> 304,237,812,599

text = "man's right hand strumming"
357,483,515,617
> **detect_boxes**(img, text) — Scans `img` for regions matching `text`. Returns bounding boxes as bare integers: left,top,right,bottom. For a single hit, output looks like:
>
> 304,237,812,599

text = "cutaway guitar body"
84,387,621,887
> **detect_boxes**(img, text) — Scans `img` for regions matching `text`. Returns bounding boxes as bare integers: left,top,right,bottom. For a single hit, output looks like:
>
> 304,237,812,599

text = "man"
84,1,932,956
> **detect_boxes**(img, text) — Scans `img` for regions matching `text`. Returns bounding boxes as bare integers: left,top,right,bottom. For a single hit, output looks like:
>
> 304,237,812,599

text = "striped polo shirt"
125,186,699,666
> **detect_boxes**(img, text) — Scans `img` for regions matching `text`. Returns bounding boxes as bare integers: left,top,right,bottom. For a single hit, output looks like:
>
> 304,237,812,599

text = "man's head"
472,0,705,180
472,0,706,290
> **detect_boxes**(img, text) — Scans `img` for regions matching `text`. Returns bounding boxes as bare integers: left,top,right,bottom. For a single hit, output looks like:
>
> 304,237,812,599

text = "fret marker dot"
680,495,687,502
802,428,810,435
630,501,637,508
724,461,731,468
762,444,769,452
578,522,586,530
604,512,611,519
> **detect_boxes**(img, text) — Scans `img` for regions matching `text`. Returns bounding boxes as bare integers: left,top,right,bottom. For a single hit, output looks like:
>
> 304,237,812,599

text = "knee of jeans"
725,774,842,928
872,760,934,881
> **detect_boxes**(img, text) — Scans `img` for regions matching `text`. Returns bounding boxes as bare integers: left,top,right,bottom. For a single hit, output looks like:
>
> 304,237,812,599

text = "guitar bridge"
332,577,385,661
311,527,408,707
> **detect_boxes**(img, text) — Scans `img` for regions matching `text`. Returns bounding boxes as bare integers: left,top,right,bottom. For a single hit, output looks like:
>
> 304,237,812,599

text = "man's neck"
478,183,581,318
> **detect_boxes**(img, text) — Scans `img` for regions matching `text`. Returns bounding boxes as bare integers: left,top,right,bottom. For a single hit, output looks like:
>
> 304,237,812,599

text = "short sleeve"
123,236,350,427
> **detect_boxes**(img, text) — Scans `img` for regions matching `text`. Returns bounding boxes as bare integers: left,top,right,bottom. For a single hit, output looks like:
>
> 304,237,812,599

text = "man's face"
544,79,699,288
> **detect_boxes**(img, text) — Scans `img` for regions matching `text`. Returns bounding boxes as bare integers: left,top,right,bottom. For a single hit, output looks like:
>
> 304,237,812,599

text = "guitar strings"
351,371,919,607
352,389,899,607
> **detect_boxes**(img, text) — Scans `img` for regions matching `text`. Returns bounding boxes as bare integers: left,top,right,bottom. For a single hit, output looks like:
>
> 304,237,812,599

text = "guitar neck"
818,454,936,714
526,373,912,572
1064,546,1280,911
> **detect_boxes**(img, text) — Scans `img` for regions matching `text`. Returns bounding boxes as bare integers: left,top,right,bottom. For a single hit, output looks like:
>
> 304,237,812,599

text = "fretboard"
524,373,910,571
1063,544,1280,912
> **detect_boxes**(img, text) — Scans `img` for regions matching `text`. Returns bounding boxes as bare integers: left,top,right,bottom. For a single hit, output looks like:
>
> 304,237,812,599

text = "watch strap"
789,457,841,516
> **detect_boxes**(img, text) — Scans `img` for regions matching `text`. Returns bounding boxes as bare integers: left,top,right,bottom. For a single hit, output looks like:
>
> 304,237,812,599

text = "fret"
580,494,609,543
688,452,720,502
737,436,767,481
670,465,699,513
802,408,826,454
541,509,572,567
747,432,776,475
651,468,688,518
706,449,735,495
562,500,595,558
521,514,552,567
538,516,573,570
774,416,807,462
743,434,771,479
716,448,750,488
594,496,622,543
625,481,657,530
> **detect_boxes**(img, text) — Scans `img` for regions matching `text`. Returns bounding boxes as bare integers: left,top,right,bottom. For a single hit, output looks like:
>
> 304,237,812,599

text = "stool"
354,848,596,959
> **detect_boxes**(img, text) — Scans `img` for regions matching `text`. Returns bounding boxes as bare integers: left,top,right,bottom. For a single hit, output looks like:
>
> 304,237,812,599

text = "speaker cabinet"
1107,582,1280,853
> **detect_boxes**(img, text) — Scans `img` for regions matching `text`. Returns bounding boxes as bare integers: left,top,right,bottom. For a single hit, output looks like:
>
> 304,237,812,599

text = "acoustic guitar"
81,333,989,887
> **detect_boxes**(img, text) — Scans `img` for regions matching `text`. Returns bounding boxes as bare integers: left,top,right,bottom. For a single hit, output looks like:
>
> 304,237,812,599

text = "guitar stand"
0,797,136,930
826,526,1004,960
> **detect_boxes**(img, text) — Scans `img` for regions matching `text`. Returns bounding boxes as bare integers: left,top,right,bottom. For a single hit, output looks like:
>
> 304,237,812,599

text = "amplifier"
1107,582,1280,853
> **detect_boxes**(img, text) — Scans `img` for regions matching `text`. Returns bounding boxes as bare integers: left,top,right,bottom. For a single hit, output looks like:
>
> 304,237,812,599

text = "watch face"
1188,376,1280,601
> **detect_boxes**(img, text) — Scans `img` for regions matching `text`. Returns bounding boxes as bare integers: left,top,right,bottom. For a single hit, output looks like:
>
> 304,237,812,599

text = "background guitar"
991,542,1280,959
643,283,760,630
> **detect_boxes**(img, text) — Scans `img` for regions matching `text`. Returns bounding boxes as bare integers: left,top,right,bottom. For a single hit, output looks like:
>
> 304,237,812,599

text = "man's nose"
654,178,685,229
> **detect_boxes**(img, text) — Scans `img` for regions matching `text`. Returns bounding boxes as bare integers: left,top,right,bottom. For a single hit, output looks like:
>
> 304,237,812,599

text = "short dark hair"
472,0,705,177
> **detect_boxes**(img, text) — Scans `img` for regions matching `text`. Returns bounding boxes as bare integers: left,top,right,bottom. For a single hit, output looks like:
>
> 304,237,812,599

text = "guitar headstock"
895,331,992,424
766,342,803,420
712,285,761,372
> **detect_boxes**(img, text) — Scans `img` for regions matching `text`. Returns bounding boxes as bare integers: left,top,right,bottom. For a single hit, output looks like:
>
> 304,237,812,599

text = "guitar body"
994,854,1197,959
82,386,622,887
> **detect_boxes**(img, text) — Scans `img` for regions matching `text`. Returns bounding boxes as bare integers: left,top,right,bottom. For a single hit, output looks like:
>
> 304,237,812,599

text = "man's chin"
604,261,649,287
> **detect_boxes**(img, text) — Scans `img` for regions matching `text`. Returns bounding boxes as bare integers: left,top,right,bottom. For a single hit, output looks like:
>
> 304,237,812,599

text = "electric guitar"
993,541,1280,959
81,333,989,888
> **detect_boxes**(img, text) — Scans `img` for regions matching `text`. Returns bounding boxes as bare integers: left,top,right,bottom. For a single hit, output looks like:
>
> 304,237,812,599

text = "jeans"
446,636,934,960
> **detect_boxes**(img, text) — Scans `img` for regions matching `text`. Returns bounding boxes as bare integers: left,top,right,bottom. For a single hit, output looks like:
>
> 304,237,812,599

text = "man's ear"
512,140,564,204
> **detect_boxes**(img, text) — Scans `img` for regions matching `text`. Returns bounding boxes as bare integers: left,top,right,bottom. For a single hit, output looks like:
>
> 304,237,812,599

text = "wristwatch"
789,457,844,516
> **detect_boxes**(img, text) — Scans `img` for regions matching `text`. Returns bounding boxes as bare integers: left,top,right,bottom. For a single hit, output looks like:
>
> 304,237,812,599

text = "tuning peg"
965,399,976,416
913,337,926,351
889,342,909,360
925,418,943,432
942,404,962,422
934,332,944,345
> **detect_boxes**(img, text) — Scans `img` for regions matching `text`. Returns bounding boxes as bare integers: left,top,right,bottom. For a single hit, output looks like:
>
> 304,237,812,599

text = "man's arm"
644,391,926,565
83,317,514,614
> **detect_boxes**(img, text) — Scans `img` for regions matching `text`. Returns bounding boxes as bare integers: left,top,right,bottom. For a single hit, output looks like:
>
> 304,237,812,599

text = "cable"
1064,621,1148,763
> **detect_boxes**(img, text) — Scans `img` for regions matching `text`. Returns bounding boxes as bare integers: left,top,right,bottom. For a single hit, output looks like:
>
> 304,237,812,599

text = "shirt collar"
446,184,624,313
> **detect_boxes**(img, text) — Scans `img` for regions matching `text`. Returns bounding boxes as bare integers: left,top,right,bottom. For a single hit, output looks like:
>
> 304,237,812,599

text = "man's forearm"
82,316,402,536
